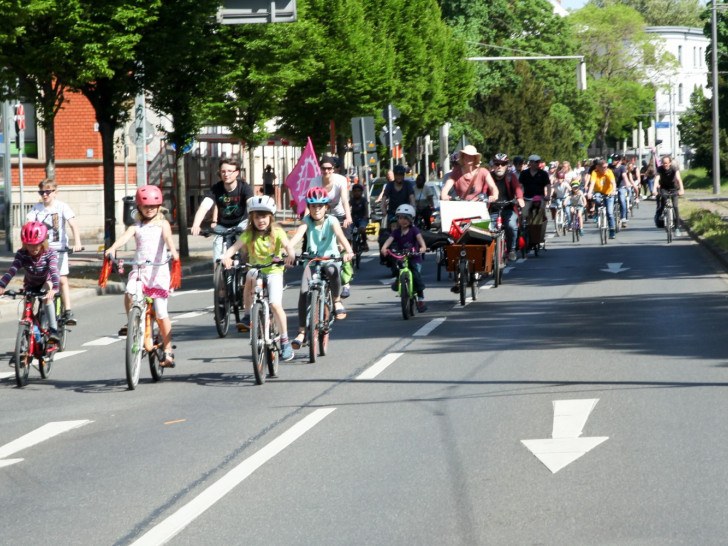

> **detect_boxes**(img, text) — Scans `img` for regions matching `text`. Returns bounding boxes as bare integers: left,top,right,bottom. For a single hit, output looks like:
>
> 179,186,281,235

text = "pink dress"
129,222,170,298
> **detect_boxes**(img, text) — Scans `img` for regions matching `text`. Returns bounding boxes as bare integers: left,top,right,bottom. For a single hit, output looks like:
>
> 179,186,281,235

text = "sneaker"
609,229,615,239
417,300,427,312
118,325,128,336
63,310,77,326
507,251,517,262
391,280,399,292
675,228,682,236
340,285,350,299
48,328,60,343
621,219,628,228
280,342,294,361
450,285,460,294
237,315,251,332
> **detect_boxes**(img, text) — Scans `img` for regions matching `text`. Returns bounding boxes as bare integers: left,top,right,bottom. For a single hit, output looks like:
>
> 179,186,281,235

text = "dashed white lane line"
356,353,403,380
53,350,86,361
83,337,121,346
172,311,207,320
0,372,14,380
0,420,93,467
130,408,336,546
413,318,446,337
171,289,212,298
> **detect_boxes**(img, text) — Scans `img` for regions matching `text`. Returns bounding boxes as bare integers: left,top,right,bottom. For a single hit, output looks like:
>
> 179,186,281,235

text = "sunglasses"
38,190,54,196
321,166,334,171
493,161,508,167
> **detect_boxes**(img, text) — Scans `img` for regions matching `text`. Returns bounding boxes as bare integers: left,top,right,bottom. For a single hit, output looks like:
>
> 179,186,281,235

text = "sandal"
334,303,347,320
160,352,175,368
118,325,128,336
290,333,305,350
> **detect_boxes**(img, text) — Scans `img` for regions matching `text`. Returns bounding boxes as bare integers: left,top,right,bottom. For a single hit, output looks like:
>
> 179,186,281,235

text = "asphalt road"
2,203,728,545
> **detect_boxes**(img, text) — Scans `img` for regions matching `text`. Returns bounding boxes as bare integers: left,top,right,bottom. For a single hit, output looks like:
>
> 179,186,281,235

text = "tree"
570,4,670,155
587,0,705,27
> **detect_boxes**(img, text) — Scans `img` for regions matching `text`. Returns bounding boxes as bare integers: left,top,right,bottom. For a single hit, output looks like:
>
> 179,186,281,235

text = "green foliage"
586,0,705,27
683,207,728,250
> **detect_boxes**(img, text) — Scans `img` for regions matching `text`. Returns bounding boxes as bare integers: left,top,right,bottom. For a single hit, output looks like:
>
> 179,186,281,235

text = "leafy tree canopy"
587,0,705,27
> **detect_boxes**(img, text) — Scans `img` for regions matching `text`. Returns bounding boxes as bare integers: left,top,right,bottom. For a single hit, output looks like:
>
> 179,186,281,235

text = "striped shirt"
0,248,60,290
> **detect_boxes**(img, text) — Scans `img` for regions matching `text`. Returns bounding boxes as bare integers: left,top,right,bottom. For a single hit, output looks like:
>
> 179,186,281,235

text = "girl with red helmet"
0,221,62,342
287,187,354,349
106,185,180,367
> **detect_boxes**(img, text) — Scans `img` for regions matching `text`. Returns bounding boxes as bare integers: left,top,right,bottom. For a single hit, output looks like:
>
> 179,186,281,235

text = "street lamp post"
711,1,728,194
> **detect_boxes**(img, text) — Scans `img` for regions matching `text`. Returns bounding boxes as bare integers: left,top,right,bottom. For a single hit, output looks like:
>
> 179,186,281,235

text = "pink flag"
285,137,320,217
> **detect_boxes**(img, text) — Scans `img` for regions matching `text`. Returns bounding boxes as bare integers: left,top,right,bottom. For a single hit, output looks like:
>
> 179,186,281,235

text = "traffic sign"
351,116,376,154
381,104,400,123
379,125,402,146
14,104,25,131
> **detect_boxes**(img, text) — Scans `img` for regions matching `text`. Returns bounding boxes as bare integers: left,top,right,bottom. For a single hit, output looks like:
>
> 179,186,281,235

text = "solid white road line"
356,353,403,380
83,337,121,346
172,311,207,320
0,420,92,468
130,408,336,546
413,318,446,337
0,372,14,381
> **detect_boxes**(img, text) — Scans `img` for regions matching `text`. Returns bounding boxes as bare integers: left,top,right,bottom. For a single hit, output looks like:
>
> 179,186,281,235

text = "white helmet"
395,204,416,219
247,195,276,215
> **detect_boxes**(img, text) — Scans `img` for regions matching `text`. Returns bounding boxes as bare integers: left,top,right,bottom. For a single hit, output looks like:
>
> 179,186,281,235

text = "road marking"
601,262,630,274
356,353,403,380
0,420,93,468
171,288,212,298
130,408,336,546
54,350,86,361
522,399,608,474
164,419,186,425
172,311,206,320
83,337,121,346
413,318,446,337
379,278,397,285
0,372,14,381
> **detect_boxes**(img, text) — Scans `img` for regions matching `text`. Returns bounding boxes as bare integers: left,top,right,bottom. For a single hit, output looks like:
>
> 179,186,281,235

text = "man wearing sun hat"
439,144,498,202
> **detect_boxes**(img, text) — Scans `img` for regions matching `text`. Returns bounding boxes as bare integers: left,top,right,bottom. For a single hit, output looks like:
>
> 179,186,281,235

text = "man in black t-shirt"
519,154,550,219
191,158,255,262
653,155,684,232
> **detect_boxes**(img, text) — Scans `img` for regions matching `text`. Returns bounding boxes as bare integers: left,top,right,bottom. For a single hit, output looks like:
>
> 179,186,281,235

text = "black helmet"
513,156,524,165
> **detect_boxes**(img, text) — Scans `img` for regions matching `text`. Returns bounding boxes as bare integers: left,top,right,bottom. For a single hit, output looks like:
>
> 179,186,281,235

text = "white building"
645,26,710,167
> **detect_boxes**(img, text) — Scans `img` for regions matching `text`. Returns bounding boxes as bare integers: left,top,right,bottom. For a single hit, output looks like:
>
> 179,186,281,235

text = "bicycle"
614,197,622,234
570,206,582,242
199,226,246,337
4,288,60,388
246,260,283,385
111,255,174,390
387,249,420,320
661,189,680,244
351,226,367,270
489,199,518,288
553,200,567,237
298,253,341,363
594,193,609,245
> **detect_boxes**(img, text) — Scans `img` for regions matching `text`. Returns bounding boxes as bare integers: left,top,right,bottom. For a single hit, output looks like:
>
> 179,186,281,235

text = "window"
678,45,682,65
678,84,683,105
8,102,38,159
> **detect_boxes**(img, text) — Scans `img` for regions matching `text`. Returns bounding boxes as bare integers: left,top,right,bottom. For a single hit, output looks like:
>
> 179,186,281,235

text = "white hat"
458,145,482,165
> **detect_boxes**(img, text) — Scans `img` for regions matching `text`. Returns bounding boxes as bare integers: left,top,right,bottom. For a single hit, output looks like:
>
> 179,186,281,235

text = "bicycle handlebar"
386,249,421,260
296,253,343,265
197,226,244,238
107,254,173,274
57,247,85,255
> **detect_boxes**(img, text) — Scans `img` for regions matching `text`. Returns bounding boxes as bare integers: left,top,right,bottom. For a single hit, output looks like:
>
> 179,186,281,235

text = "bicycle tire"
39,350,54,380
14,323,32,387
666,207,673,243
436,248,443,281
55,296,68,352
493,236,503,288
125,306,144,390
251,302,266,384
401,273,411,320
233,267,245,324
148,315,164,382
521,224,528,259
471,271,479,301
213,264,230,338
267,311,279,378
458,260,467,306
319,289,331,356
307,290,319,363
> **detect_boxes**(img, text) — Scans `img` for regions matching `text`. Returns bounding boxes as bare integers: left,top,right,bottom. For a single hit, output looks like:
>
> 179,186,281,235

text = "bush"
684,206,728,250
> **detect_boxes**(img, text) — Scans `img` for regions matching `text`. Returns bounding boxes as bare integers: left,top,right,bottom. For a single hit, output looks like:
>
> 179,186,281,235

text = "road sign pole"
388,104,394,170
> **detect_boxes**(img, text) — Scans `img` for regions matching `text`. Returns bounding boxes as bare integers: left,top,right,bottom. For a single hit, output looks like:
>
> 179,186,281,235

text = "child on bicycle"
288,187,354,349
26,178,84,326
0,222,61,342
349,183,369,251
221,196,296,361
106,185,179,367
380,204,428,312
568,181,586,235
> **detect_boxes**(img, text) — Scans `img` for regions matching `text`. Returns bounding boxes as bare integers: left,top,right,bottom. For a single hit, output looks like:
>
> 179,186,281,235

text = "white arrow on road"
601,262,630,274
0,420,92,468
522,399,608,474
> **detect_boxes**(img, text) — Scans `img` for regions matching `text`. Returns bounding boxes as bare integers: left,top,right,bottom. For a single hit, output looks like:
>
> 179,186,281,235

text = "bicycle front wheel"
307,291,319,363
666,207,673,243
319,289,332,356
55,296,68,352
266,310,279,378
14,323,32,387
400,273,412,320
213,264,230,338
493,236,503,288
148,315,164,382
251,302,266,385
125,306,144,390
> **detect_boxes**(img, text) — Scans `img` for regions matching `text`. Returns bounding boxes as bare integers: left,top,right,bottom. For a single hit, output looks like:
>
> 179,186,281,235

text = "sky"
559,0,588,10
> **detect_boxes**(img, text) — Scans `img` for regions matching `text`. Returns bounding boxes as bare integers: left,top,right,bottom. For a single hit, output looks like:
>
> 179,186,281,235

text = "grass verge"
681,200,728,252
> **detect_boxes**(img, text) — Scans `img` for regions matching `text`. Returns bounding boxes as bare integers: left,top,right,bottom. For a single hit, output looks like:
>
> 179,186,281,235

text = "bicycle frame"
299,254,340,362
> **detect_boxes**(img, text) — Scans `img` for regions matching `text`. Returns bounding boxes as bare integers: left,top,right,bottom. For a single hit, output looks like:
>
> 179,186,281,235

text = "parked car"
367,177,388,223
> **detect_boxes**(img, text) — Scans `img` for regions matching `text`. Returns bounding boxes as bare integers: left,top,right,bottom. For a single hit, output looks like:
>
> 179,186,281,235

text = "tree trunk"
44,117,56,180
99,118,117,248
176,149,189,257
247,144,256,190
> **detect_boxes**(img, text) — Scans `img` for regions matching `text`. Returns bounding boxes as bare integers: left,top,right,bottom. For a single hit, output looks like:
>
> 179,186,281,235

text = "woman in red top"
440,145,498,202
